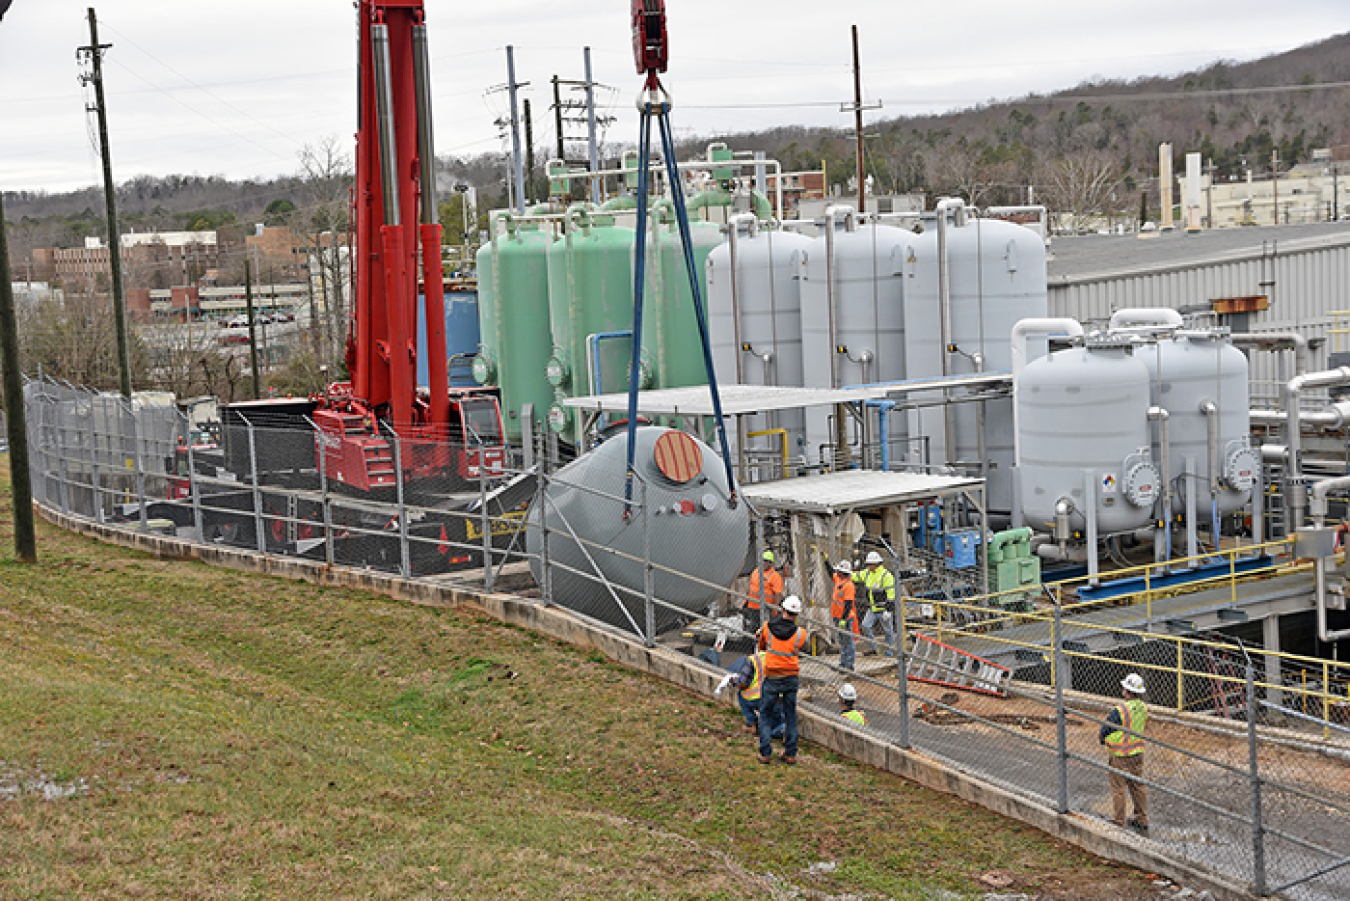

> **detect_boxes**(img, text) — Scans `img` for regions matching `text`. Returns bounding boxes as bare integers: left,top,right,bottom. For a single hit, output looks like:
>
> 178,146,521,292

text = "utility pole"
1334,163,1340,221
79,7,132,399
839,25,881,214
506,46,526,214
523,97,536,205
245,258,261,399
552,76,566,161
0,192,37,563
585,47,600,204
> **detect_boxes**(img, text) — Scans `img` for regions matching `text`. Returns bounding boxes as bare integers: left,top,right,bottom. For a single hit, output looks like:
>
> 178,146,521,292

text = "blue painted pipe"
865,399,897,470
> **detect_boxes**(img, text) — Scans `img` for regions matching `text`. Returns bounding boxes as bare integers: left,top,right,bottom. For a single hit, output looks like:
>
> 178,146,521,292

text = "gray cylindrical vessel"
906,213,1048,510
706,218,811,446
1017,342,1160,534
1138,330,1256,514
799,212,913,463
526,426,750,632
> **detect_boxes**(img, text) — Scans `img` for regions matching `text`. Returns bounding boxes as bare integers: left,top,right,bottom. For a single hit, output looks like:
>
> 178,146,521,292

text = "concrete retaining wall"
37,503,1254,900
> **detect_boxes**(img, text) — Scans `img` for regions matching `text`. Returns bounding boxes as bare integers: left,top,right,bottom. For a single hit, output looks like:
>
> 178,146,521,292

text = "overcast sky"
1,0,1345,194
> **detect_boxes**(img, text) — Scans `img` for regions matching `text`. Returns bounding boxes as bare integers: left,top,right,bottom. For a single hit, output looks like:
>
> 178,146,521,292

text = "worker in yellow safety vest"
714,651,784,739
837,682,867,726
1099,672,1149,834
855,550,896,656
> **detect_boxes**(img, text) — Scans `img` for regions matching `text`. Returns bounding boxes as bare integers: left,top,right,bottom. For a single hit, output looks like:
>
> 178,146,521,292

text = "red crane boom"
314,0,504,491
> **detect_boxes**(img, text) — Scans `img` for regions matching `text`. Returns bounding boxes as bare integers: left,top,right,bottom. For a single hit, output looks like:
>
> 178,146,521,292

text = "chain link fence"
21,375,1350,899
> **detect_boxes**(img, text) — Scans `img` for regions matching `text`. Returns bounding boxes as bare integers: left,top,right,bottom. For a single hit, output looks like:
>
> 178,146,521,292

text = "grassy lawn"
0,466,1163,899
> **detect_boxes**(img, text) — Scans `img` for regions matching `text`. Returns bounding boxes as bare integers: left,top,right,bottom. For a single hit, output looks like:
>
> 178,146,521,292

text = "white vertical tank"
906,205,1049,511
706,217,811,447
798,209,913,463
1017,340,1161,533
1138,330,1257,514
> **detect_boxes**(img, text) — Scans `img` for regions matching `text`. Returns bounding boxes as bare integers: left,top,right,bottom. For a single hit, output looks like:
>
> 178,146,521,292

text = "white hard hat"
1122,673,1146,695
837,683,858,702
834,559,853,575
781,595,803,615
865,551,883,565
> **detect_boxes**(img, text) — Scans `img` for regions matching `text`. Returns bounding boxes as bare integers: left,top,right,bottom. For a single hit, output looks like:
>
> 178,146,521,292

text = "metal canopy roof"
741,469,983,516
561,375,1009,418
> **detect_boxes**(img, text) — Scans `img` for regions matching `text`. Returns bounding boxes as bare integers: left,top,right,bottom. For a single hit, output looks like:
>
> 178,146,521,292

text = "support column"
1263,613,1286,720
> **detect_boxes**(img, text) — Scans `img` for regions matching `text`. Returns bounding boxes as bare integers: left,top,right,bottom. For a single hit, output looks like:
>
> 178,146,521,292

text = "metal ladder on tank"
906,633,1011,697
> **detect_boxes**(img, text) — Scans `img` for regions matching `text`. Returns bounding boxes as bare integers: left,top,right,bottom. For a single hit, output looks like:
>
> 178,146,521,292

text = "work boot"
780,754,797,765
757,753,772,765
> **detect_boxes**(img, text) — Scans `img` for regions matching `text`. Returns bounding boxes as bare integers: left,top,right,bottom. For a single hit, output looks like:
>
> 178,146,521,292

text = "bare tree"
1037,149,1127,233
297,137,354,374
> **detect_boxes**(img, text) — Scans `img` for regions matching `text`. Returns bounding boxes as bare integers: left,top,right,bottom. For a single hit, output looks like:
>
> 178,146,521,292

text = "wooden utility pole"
245,259,261,399
523,98,536,205
79,7,132,399
0,192,37,562
839,25,880,215
851,25,866,214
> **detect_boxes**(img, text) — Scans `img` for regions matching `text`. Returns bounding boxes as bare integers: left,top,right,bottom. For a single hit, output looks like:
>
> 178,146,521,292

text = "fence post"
897,601,911,750
1247,664,1267,896
88,401,102,524
642,476,654,648
315,420,334,568
754,519,766,632
390,430,410,579
245,415,266,554
1053,599,1069,814
186,416,202,541
55,397,70,514
129,400,147,532
480,459,493,592
536,466,551,603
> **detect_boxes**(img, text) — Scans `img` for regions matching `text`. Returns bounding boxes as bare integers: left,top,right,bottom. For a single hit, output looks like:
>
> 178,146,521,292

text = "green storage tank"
473,215,555,444
544,207,640,446
644,202,723,390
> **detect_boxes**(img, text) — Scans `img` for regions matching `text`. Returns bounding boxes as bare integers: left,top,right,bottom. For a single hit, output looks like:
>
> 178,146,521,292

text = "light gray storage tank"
526,426,750,632
798,210,913,462
1138,330,1256,514
1017,341,1160,534
906,207,1049,512
706,216,811,452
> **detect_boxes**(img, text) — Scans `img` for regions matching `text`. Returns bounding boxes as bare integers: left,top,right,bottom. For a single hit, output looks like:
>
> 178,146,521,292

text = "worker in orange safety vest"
830,559,860,671
754,595,808,764
744,549,783,632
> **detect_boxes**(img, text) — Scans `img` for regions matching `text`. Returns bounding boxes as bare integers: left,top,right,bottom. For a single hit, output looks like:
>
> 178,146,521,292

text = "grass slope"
0,469,1162,899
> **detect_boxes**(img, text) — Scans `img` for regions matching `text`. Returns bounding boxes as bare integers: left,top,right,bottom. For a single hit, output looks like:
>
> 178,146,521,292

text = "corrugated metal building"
1047,222,1350,403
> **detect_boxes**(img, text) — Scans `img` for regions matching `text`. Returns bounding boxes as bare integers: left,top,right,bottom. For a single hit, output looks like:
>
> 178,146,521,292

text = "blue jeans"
838,626,856,671
759,675,799,758
862,608,896,655
739,693,784,737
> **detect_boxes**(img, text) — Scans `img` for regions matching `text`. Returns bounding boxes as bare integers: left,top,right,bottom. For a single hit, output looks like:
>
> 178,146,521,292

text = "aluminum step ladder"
906,633,1011,697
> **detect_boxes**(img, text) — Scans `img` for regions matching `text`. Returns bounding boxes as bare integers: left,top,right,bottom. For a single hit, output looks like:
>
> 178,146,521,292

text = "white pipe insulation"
1309,474,1350,643
1285,367,1350,528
